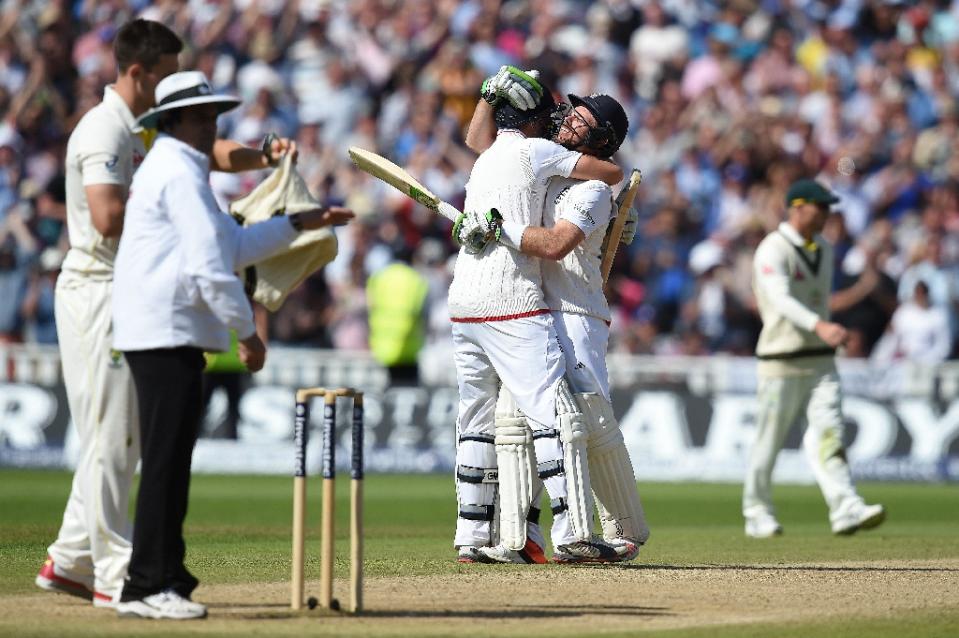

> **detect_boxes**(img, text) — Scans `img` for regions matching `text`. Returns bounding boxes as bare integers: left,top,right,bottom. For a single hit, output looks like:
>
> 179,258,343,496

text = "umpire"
744,178,885,539
112,72,352,619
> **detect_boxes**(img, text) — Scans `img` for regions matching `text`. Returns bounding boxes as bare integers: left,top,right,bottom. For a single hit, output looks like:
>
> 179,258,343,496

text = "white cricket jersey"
542,178,614,322
753,222,834,374
62,86,146,280
448,130,581,320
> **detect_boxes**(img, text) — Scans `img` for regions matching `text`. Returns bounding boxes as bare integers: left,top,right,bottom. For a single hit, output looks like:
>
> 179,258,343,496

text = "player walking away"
450,70,627,564
37,19,299,609
745,179,886,538
463,83,649,563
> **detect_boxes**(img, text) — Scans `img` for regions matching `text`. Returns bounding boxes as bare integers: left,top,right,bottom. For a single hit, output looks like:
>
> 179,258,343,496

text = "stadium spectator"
873,279,953,364
0,207,37,343
0,0,953,368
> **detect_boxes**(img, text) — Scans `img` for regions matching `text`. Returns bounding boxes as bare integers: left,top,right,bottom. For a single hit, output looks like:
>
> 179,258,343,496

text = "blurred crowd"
1,0,958,366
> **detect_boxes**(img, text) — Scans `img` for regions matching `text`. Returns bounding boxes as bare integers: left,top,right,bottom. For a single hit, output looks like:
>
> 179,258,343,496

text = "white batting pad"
495,387,535,551
577,392,650,544
556,379,593,542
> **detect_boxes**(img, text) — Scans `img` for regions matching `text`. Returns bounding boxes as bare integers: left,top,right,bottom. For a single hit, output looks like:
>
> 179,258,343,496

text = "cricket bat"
347,147,460,222
600,169,642,284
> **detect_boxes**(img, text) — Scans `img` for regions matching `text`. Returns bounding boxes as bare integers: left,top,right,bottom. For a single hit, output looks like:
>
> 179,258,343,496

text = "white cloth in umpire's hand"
229,153,337,311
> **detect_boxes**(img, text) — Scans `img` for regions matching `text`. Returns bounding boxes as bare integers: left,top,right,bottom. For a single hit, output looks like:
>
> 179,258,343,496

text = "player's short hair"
114,19,182,72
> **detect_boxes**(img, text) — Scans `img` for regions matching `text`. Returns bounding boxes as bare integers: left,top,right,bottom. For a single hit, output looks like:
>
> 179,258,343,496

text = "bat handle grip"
436,201,462,223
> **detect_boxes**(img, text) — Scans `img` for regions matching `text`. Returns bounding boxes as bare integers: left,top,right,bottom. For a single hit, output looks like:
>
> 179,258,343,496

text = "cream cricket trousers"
48,272,139,599
743,366,860,519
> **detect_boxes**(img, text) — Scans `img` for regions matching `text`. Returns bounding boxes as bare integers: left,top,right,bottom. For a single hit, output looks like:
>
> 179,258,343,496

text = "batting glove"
453,208,503,254
620,206,639,245
481,66,543,110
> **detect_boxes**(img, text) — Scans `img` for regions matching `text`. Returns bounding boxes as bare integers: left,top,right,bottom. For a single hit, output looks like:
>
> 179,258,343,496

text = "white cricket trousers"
48,272,138,599
451,313,575,547
551,311,610,399
743,367,860,519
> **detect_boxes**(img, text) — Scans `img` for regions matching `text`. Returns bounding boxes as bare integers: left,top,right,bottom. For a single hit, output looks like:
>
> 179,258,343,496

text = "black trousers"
121,347,205,602
201,371,250,439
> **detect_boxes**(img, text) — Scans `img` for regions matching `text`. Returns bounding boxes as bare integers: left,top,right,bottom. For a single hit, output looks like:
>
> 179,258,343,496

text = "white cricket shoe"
831,501,886,536
93,590,119,609
552,537,637,564
745,513,783,538
474,539,548,564
456,546,483,563
606,537,641,562
117,589,207,620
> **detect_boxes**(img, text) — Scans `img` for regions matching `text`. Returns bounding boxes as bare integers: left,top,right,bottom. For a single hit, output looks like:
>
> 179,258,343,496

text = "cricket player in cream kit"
450,71,627,563
464,88,649,563
745,179,886,538
37,22,182,607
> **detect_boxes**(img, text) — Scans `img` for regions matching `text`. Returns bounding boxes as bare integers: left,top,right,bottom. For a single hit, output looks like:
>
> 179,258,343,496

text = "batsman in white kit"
745,178,886,538
449,70,627,563
462,75,649,563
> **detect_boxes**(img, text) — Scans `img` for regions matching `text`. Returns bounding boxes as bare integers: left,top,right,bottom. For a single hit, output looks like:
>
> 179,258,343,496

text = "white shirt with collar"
62,86,146,280
542,177,615,322
752,221,835,371
113,134,298,353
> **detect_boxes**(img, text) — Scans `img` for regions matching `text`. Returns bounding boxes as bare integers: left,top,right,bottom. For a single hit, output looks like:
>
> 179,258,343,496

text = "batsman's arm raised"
466,64,541,151
466,67,623,186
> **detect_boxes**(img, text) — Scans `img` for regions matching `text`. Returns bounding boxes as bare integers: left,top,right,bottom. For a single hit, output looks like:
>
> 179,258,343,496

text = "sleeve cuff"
499,221,526,250
278,215,299,241
236,323,257,341
800,313,820,333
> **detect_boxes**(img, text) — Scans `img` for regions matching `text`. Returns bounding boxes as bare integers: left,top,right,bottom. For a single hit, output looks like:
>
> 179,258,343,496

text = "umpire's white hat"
138,71,241,129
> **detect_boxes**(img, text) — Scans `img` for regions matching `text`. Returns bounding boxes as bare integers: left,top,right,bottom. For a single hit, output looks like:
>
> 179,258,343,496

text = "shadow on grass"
595,563,959,573
214,604,673,621
323,605,672,620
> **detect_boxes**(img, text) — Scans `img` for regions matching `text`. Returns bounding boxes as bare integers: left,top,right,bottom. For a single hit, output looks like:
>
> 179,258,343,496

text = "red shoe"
35,556,93,601
93,590,118,609
473,539,548,564
521,538,548,564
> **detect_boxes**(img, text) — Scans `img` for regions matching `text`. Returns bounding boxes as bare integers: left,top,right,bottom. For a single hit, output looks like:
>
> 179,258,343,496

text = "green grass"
1,470,957,636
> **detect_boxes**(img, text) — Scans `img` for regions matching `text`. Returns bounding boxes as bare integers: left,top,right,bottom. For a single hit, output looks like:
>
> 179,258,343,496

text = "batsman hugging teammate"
459,68,649,564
